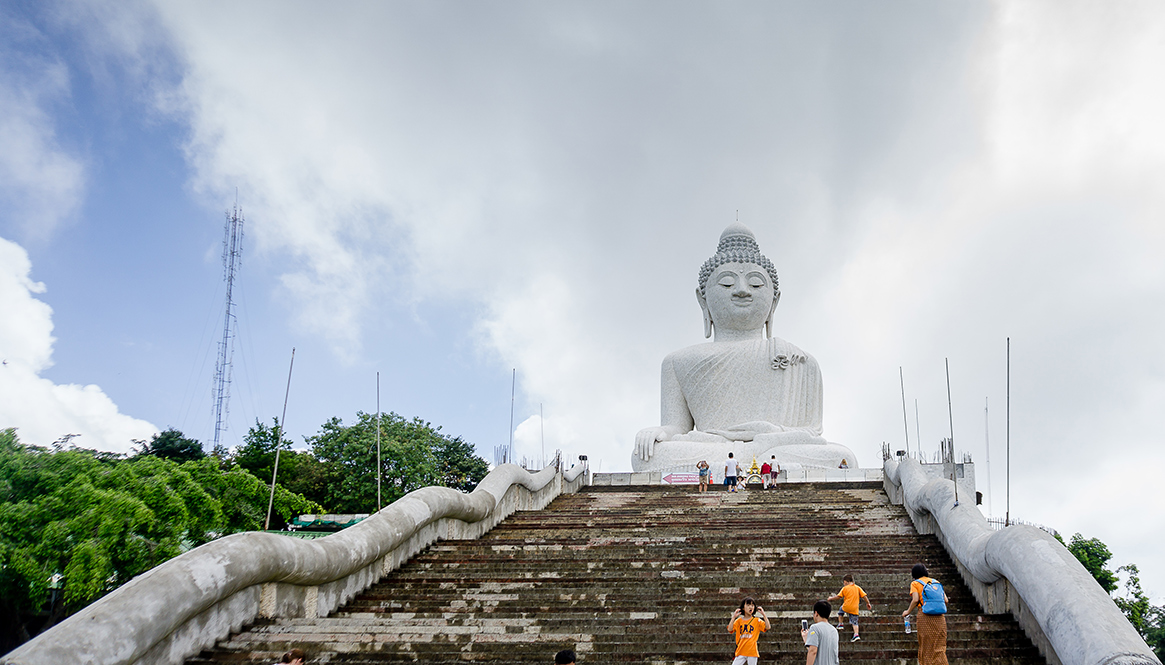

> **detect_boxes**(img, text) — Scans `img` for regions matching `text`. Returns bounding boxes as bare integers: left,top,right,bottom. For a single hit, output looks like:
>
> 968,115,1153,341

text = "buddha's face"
702,262,776,332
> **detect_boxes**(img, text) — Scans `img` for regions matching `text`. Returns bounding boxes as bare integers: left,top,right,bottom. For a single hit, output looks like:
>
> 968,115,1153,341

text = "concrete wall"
3,463,588,665
883,455,1159,665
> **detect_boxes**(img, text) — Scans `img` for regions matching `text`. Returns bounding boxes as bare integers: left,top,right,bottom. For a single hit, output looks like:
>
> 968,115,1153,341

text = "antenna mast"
212,200,244,455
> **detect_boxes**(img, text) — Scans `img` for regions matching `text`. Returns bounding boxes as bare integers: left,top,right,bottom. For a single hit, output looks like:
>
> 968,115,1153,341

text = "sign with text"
663,473,699,484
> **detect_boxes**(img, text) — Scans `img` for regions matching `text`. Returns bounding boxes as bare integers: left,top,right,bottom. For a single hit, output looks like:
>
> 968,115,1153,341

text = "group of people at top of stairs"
724,564,950,665
696,453,785,493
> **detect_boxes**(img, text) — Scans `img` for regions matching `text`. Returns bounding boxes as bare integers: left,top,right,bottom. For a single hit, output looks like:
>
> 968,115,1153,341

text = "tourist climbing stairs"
188,481,1047,664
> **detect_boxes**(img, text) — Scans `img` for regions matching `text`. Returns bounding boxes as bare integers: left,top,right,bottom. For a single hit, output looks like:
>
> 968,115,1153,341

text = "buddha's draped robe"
665,337,823,436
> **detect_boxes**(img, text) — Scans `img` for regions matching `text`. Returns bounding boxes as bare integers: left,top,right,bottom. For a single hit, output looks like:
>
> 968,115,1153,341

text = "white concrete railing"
883,456,1159,665
3,463,589,665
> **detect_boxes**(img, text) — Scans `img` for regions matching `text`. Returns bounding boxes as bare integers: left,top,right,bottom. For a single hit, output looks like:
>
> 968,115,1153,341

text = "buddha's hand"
635,426,680,461
705,421,784,442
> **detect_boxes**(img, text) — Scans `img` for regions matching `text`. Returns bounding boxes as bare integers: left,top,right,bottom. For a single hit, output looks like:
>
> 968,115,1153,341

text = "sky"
1,0,1162,600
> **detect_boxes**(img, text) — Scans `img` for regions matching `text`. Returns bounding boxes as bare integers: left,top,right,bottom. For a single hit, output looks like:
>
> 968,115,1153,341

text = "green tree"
277,453,331,511
1147,605,1165,661
307,412,488,513
233,418,293,483
133,428,206,463
234,418,330,510
0,429,319,650
1115,565,1152,634
183,457,319,533
1064,533,1119,593
1113,564,1165,658
1061,531,1164,657
434,435,490,493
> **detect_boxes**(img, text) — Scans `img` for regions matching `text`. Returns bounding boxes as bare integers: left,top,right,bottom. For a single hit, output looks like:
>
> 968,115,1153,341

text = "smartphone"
801,619,808,631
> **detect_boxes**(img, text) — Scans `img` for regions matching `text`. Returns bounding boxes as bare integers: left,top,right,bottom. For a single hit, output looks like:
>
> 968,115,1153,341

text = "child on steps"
827,574,872,642
727,596,771,664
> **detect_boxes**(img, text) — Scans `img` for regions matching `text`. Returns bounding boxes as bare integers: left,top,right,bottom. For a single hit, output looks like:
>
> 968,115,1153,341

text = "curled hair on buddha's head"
697,223,780,298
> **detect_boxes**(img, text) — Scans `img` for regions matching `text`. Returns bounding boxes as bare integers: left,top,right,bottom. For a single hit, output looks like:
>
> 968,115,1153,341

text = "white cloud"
0,28,85,238
0,236,158,452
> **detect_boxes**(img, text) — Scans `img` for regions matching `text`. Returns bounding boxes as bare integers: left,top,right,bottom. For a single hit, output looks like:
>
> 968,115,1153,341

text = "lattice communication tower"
212,204,244,455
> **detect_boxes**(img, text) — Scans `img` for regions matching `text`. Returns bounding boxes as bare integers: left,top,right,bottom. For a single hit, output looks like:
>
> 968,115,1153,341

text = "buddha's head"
697,224,781,339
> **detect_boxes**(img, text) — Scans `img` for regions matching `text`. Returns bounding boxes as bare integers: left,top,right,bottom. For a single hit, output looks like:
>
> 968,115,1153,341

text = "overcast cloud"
1,0,1162,596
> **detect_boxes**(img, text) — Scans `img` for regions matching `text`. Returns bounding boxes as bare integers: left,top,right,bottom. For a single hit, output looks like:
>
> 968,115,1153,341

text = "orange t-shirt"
837,583,867,615
731,616,767,657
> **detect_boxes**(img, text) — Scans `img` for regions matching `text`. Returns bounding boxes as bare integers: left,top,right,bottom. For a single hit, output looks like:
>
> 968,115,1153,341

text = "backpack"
920,578,947,615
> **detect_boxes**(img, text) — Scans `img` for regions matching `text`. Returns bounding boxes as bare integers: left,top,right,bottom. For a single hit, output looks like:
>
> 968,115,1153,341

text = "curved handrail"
884,456,1158,665
4,463,586,665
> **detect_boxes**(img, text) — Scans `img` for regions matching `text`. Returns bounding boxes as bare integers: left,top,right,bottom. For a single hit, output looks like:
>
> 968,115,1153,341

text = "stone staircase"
188,482,1046,664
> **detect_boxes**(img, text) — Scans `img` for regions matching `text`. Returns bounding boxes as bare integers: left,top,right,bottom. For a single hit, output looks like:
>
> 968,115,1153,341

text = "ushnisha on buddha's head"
696,223,781,340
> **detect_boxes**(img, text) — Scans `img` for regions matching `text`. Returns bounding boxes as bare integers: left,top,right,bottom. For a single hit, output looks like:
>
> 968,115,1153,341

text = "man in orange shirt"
827,573,872,642
727,597,771,664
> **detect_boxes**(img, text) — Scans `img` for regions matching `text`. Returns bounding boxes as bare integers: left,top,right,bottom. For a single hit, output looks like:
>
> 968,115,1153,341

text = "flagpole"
945,357,958,507
265,347,295,531
376,371,382,512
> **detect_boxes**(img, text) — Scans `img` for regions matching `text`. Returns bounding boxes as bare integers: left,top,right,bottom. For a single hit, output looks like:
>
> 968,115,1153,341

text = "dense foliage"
1064,533,1119,593
0,428,319,651
232,418,330,510
305,411,490,513
0,408,491,654
1062,531,1163,658
231,412,489,514
132,428,206,463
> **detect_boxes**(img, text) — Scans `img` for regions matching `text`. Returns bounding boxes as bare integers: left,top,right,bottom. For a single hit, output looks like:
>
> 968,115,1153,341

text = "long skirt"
916,612,948,665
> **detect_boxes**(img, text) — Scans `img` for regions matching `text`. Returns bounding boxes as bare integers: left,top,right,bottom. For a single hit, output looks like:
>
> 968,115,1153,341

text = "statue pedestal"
631,431,859,481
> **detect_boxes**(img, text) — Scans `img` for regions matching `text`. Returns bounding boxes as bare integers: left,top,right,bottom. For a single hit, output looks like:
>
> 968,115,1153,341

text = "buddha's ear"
765,291,781,339
696,287,713,339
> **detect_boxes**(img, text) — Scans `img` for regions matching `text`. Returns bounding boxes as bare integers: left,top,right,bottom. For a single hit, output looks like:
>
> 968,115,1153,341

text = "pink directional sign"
663,473,699,484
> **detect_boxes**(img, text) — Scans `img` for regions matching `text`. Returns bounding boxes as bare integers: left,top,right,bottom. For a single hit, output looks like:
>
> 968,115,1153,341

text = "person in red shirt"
727,597,771,664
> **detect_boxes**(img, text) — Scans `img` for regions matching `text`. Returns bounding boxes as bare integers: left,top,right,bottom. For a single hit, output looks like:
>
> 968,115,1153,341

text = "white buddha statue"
632,223,859,475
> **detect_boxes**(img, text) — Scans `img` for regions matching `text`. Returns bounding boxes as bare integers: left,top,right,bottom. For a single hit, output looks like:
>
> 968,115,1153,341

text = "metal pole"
899,367,910,454
265,347,295,531
915,399,921,458
540,403,545,469
1006,337,1011,526
508,369,516,464
376,371,381,512
945,357,958,507
985,397,993,516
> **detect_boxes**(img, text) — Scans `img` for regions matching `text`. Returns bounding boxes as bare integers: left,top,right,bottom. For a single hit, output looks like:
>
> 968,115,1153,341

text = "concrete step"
188,483,1046,665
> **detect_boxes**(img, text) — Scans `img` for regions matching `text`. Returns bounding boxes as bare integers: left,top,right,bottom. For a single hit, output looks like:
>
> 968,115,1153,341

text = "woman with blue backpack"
901,563,949,665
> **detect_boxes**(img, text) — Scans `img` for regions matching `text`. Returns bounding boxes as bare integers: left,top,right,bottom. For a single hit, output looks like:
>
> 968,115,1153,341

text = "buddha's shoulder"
769,336,816,360
662,342,720,366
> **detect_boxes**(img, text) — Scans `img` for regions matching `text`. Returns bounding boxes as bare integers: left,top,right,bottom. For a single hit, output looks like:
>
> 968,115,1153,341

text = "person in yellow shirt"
827,574,872,642
727,597,771,664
